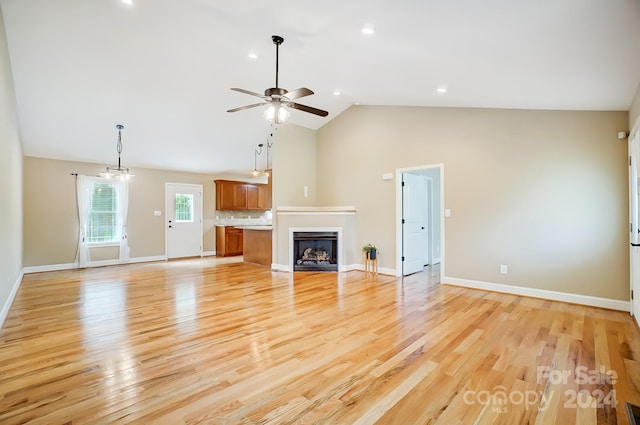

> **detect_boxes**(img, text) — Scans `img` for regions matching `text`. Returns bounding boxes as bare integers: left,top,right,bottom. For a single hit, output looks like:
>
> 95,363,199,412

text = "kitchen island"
237,226,272,267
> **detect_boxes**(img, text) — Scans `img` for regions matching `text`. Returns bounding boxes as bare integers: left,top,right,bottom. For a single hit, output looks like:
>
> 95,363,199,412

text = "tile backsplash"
215,210,272,226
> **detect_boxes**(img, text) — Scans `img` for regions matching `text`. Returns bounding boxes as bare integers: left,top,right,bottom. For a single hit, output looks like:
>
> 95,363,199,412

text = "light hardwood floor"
1,258,639,424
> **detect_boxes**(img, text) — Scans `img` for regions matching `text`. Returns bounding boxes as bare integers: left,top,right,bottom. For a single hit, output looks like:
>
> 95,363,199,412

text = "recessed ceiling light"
333,90,341,96
121,0,133,5
248,52,258,60
437,86,448,93
361,25,375,35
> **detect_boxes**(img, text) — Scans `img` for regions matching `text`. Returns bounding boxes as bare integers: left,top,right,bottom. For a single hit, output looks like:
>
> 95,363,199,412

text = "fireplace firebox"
293,231,338,272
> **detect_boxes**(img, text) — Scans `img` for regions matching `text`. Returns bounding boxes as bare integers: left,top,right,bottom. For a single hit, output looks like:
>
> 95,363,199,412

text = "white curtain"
75,175,95,268
117,179,130,263
76,175,130,267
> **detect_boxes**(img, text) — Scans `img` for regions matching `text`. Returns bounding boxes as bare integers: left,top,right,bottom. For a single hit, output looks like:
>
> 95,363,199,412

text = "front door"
166,183,203,259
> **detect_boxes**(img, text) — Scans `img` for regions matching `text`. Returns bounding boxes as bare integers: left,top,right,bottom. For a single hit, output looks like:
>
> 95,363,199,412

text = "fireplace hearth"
293,231,338,272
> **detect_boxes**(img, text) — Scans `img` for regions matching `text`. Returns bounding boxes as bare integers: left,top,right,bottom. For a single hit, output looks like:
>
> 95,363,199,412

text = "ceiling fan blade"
288,102,329,117
227,103,265,113
230,88,266,98
283,88,314,101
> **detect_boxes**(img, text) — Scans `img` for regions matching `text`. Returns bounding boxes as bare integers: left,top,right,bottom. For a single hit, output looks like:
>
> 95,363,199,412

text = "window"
87,182,119,243
175,193,194,222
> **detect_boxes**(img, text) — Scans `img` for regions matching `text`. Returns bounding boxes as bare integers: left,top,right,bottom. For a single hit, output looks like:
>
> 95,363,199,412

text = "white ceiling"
2,0,640,176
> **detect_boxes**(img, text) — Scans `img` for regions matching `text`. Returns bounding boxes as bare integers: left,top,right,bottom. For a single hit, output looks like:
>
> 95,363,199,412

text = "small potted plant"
362,243,377,260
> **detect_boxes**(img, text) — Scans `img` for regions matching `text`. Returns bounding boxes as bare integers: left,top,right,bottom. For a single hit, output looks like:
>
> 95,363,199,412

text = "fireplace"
293,231,338,272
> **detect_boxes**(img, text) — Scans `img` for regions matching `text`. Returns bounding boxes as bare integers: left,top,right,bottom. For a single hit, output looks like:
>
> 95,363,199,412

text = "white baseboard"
23,255,167,274
271,263,290,272
202,251,216,257
271,263,396,276
347,264,396,276
23,263,76,274
0,269,24,330
444,276,630,312
126,255,167,264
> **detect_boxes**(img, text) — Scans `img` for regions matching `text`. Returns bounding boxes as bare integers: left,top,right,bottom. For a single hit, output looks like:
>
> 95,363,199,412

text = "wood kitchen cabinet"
242,228,272,267
215,180,271,211
215,180,248,210
216,226,243,256
247,184,270,210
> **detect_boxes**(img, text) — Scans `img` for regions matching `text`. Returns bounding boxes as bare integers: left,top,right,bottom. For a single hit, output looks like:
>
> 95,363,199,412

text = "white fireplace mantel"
276,206,356,215
273,206,357,272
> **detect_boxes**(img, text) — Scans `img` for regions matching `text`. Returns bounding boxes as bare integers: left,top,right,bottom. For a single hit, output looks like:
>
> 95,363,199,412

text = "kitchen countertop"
234,225,273,230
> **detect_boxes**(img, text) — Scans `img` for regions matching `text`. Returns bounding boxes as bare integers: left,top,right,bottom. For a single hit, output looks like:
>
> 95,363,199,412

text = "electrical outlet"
500,265,508,274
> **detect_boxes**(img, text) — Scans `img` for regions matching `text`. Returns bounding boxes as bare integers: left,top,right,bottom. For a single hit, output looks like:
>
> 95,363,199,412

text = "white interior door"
166,183,203,259
402,173,426,275
423,177,433,266
630,130,640,321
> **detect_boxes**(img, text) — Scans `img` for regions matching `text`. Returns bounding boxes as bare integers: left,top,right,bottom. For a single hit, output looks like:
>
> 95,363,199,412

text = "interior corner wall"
0,3,24,325
23,157,219,267
271,123,318,207
317,105,629,301
630,82,640,132
270,123,318,268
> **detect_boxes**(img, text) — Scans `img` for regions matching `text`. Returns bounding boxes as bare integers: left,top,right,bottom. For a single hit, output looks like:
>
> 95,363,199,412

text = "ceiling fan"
227,35,329,124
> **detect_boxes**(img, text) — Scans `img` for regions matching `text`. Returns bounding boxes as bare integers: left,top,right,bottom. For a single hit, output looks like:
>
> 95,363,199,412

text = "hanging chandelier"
101,124,134,180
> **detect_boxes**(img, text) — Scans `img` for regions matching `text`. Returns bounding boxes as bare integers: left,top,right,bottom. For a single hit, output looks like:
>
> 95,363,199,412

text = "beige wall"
272,123,317,207
270,123,317,268
23,157,222,267
317,106,629,300
0,4,23,320
631,82,640,133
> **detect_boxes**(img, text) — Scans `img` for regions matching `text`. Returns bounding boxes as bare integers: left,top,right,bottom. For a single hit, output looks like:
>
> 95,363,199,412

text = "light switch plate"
444,209,451,217
154,210,161,216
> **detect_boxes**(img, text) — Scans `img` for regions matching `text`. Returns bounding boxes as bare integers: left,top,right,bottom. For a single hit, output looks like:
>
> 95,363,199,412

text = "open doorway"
395,164,444,279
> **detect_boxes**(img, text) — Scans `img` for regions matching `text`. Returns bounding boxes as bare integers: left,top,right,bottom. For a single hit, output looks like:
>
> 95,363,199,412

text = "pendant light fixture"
101,124,134,180
252,143,264,176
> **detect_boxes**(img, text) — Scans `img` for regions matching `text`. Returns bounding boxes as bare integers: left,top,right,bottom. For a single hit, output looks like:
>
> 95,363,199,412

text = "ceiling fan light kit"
264,102,290,124
227,35,328,124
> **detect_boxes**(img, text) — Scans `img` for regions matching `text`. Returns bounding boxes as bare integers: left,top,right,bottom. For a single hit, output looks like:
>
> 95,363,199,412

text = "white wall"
0,3,24,327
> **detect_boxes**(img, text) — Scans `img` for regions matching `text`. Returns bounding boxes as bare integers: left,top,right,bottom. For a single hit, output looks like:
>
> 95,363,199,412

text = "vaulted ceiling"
2,0,640,176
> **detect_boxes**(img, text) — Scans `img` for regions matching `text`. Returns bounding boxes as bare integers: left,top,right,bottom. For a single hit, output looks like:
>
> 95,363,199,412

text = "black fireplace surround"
293,231,338,272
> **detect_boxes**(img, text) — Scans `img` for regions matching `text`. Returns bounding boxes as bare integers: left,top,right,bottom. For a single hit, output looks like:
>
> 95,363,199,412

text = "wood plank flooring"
1,258,640,424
